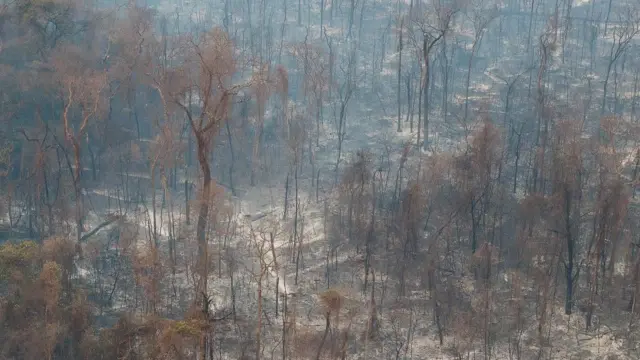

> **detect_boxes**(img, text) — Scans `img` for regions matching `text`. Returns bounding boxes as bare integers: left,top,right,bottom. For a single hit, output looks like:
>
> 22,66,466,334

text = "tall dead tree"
397,15,404,132
413,2,457,150
601,10,638,117
149,28,248,360
463,1,497,127
531,19,557,196
51,45,107,244
332,41,357,179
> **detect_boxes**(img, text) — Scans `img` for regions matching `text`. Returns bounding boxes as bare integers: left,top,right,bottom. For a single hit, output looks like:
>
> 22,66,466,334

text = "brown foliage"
40,261,62,314
550,118,586,190
319,288,344,315
50,44,108,126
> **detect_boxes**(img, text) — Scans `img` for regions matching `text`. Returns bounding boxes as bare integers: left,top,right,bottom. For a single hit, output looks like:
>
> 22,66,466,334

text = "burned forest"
1,0,640,358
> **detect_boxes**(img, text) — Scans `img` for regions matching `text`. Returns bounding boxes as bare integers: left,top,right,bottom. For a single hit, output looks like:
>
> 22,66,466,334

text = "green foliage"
0,240,40,280
171,320,202,337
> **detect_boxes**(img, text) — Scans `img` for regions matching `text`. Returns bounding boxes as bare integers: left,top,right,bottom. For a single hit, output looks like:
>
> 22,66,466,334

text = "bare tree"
462,0,497,127
51,44,108,244
548,118,588,316
332,40,357,179
397,15,404,132
149,27,248,360
601,9,639,116
411,1,457,150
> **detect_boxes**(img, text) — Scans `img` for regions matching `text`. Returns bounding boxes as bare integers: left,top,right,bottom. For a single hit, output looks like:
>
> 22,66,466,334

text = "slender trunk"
195,135,212,360
282,292,288,360
283,172,290,219
256,269,264,360
315,312,331,360
251,122,264,186
464,43,478,125
270,232,280,317
527,0,536,52
225,120,236,195
603,0,613,36
471,199,478,253
42,165,54,236
316,96,322,147
397,17,403,132
87,134,97,181
533,43,548,195
442,38,450,124
348,0,354,38
334,101,348,178
320,0,324,36
417,66,423,147
185,177,190,225
513,131,522,194
224,0,230,30
151,163,158,247
429,269,444,345
564,187,574,315
294,166,301,285
406,73,413,128
602,61,613,116
632,149,640,199
562,0,572,63
632,71,639,122
357,0,366,42
71,138,83,244
422,58,430,149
